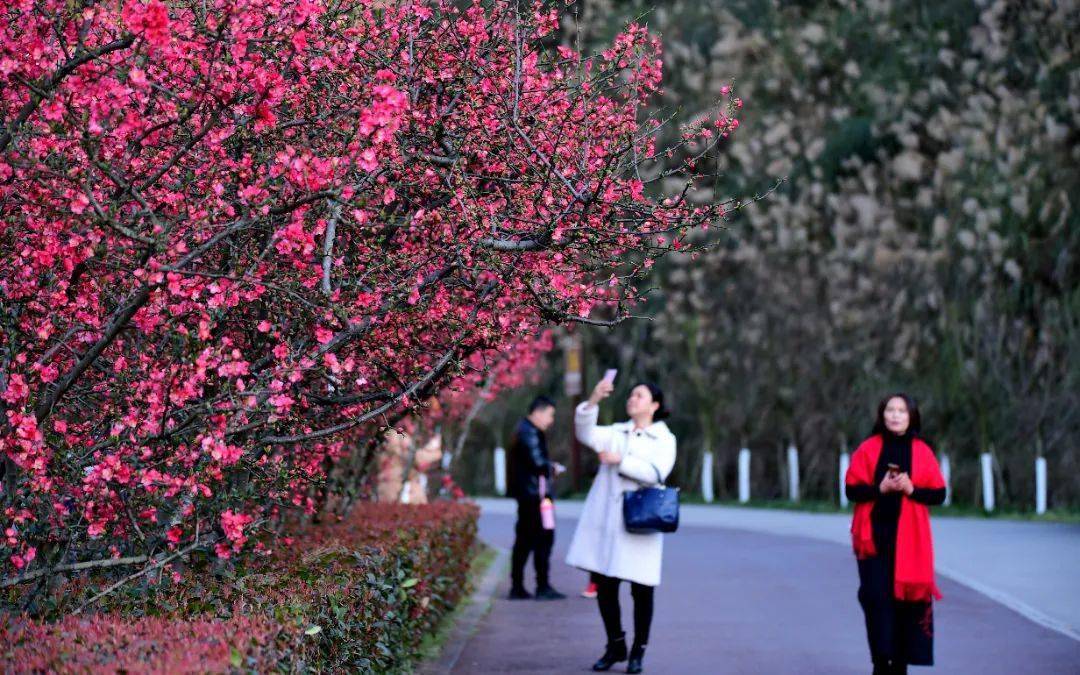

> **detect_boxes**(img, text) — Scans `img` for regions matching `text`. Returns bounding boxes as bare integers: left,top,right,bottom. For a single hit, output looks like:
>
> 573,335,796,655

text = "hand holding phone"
880,464,902,494
896,472,914,496
589,370,617,406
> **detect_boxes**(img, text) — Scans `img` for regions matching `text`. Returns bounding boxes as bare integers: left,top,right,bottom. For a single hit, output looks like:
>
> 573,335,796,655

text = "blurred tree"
455,0,1080,508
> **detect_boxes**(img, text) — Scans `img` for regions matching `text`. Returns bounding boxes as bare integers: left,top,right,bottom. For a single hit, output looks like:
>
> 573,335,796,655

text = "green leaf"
305,625,322,636
230,647,242,668
401,578,419,589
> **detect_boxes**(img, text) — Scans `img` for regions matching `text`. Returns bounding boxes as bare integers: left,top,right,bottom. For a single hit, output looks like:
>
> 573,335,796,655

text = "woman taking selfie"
566,377,676,674
845,393,946,675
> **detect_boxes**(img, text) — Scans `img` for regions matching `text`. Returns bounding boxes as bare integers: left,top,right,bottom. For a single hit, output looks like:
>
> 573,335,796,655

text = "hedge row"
1,502,479,673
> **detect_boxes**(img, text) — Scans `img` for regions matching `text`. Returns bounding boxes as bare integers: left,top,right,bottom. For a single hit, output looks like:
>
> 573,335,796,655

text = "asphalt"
449,503,1080,674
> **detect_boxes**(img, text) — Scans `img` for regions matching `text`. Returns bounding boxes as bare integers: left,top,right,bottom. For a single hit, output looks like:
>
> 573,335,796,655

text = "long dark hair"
872,392,921,436
634,382,670,421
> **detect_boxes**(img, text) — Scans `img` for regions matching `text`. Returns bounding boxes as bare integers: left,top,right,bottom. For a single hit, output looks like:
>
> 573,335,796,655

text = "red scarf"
846,434,945,602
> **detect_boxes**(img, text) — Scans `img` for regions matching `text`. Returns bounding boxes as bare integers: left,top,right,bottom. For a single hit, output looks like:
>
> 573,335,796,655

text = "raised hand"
588,379,615,406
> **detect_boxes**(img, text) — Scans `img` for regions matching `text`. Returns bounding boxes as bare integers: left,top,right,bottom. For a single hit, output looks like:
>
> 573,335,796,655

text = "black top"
846,432,945,554
508,418,552,500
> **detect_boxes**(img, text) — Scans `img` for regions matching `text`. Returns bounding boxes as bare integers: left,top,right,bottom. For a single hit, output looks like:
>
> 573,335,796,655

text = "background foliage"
452,0,1080,511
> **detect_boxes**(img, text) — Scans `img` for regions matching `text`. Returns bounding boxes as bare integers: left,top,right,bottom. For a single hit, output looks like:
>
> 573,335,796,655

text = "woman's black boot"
591,634,627,672
626,642,646,673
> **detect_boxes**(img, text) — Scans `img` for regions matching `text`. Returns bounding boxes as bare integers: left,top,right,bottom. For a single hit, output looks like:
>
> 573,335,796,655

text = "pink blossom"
123,1,171,48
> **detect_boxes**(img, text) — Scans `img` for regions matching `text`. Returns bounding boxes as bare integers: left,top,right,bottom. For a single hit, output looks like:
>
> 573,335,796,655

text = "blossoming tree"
0,0,741,581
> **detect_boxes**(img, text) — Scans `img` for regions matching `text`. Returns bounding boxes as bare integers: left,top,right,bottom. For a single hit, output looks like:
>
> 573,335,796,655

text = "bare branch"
1,554,149,589
480,237,544,251
321,198,341,295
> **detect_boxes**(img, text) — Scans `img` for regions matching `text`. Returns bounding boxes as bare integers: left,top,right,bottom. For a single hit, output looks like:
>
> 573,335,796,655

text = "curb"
417,544,509,674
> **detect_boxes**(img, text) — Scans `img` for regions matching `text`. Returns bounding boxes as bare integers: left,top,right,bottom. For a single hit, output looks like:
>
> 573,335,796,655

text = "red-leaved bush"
3,502,478,672
0,0,741,578
1,614,282,673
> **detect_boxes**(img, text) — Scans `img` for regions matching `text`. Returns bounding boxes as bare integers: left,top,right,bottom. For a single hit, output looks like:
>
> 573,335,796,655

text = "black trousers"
858,551,933,668
594,572,654,648
511,497,553,589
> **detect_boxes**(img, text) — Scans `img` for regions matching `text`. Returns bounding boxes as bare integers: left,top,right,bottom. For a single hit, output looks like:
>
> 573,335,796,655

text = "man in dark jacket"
508,395,565,600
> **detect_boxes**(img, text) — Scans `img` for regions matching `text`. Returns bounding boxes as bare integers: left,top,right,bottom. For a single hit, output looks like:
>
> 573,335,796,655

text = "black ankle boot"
627,643,646,673
507,586,532,600
591,634,627,672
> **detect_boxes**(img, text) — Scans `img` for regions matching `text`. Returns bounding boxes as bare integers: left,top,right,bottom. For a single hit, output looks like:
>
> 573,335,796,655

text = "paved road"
451,501,1080,674
478,499,1080,640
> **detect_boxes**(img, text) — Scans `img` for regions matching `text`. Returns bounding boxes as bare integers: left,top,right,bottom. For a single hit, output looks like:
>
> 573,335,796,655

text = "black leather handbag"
622,464,680,534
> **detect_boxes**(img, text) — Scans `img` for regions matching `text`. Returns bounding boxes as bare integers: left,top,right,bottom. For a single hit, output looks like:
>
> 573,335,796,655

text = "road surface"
448,500,1080,674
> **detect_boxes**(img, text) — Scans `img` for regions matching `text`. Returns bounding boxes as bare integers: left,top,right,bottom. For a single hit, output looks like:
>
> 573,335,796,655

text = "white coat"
565,401,677,587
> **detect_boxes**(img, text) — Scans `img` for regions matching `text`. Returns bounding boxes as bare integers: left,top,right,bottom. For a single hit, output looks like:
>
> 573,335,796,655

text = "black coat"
508,418,552,500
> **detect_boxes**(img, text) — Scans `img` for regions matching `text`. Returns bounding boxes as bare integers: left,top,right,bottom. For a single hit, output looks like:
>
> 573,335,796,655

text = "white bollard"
941,455,951,506
980,452,995,512
787,444,800,503
839,453,851,508
738,448,751,504
1035,456,1047,515
701,451,715,503
494,446,507,496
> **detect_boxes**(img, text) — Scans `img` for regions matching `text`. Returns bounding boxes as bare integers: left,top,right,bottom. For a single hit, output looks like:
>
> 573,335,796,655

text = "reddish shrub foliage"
1,614,282,673
2,502,478,673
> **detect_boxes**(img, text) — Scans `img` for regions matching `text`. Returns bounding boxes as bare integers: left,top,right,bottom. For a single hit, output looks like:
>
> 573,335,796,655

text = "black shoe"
534,586,566,600
627,643,646,673
872,661,906,675
591,635,627,672
508,587,533,600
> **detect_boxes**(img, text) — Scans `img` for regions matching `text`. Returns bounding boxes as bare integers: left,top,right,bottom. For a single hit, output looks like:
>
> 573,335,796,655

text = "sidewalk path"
450,499,1080,674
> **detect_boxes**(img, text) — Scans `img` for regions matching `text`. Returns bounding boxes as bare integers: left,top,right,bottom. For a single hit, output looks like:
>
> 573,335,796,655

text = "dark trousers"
594,572,654,648
858,551,933,669
511,497,553,590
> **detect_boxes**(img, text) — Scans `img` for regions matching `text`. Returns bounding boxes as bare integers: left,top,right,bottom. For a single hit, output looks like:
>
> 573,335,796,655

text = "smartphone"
602,368,618,384
886,462,901,476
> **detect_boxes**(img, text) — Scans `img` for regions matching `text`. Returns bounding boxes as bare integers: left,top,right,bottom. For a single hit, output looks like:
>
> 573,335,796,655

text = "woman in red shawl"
845,393,946,675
